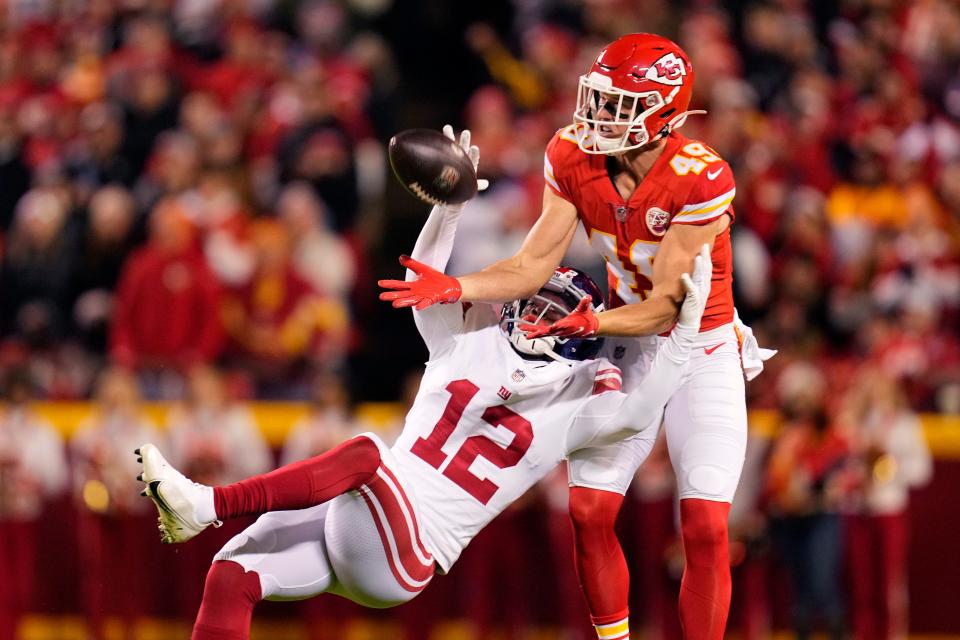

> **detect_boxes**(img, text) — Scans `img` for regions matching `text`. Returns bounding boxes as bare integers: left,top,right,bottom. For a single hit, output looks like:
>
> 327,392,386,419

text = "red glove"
520,296,599,338
378,255,462,310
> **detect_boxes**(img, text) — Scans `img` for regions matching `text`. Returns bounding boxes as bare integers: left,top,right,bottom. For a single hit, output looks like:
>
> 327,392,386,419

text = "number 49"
669,142,720,176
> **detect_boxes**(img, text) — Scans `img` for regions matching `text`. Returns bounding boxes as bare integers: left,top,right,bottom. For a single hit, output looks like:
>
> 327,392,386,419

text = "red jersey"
544,126,736,331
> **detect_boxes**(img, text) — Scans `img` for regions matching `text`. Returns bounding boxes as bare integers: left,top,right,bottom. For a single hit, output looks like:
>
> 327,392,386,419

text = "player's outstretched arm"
457,186,581,302
566,245,712,451
521,219,726,340
378,127,483,353
381,183,580,309
378,127,478,290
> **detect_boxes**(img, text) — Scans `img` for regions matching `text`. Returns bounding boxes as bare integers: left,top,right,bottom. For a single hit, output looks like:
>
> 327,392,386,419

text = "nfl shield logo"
614,204,631,223
511,369,526,383
613,345,626,360
435,165,460,191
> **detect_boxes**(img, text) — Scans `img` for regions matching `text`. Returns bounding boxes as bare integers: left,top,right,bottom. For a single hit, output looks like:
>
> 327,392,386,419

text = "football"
388,129,478,206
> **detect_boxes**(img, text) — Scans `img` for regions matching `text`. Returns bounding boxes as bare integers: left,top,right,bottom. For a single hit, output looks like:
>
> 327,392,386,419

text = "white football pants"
214,436,436,608
569,321,748,502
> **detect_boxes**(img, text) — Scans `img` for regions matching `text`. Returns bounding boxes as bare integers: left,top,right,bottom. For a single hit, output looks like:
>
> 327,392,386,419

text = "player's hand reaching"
521,296,599,339
442,124,489,195
380,125,485,312
378,255,462,310
522,245,711,339
677,244,712,330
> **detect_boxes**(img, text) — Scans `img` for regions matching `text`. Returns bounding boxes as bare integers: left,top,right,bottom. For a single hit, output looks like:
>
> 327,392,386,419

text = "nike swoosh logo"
703,342,725,355
706,168,723,180
148,480,171,511
148,480,185,529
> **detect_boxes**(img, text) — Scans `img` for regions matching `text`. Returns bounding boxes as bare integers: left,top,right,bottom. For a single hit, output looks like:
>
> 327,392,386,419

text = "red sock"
192,561,262,640
214,436,381,520
679,499,731,640
569,487,630,632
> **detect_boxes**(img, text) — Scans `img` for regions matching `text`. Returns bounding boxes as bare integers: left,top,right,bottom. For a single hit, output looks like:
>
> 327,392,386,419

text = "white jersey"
385,203,695,572
391,304,636,571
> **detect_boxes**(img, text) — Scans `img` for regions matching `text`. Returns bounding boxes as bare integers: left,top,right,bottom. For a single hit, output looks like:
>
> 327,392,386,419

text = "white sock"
194,485,218,524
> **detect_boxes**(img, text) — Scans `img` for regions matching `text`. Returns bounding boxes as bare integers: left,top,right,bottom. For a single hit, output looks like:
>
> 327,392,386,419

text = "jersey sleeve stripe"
672,202,730,224
677,187,736,214
592,377,622,395
545,171,562,194
594,367,622,387
594,372,622,382
544,152,555,176
543,153,563,193
674,196,736,223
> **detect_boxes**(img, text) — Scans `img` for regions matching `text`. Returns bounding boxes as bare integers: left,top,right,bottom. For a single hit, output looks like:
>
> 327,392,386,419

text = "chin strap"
667,109,707,132
509,326,555,357
648,109,708,146
628,108,710,150
542,345,575,365
508,329,576,365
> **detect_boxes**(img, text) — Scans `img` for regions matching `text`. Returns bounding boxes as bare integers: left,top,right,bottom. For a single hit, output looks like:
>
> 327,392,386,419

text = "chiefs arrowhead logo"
646,207,670,236
645,53,687,86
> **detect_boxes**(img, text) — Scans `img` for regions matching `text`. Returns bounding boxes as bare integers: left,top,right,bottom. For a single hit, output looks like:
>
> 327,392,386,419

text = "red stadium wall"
908,461,960,633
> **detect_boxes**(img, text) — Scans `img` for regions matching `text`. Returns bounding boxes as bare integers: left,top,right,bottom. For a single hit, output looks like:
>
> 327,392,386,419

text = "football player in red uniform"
380,34,774,640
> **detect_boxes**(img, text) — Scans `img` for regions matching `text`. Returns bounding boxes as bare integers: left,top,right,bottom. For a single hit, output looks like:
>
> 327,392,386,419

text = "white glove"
442,124,489,194
677,244,712,330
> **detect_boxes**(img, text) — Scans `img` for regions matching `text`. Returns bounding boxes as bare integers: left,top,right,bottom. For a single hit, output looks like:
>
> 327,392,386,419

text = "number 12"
410,380,533,505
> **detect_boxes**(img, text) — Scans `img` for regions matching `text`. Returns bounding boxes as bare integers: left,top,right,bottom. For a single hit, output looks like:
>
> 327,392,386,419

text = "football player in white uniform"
135,130,711,640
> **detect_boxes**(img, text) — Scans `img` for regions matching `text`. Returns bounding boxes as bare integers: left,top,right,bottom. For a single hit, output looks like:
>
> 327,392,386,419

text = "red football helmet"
573,33,702,155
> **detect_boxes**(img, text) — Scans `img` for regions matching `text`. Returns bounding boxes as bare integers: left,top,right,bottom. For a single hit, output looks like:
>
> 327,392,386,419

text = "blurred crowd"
0,0,957,638
2,0,960,404
1,0,384,399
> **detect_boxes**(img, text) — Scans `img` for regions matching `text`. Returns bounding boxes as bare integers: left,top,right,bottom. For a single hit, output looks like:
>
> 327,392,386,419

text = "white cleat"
136,443,220,544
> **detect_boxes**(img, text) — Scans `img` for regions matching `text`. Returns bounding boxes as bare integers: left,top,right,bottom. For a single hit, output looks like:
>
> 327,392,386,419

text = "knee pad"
677,433,744,502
